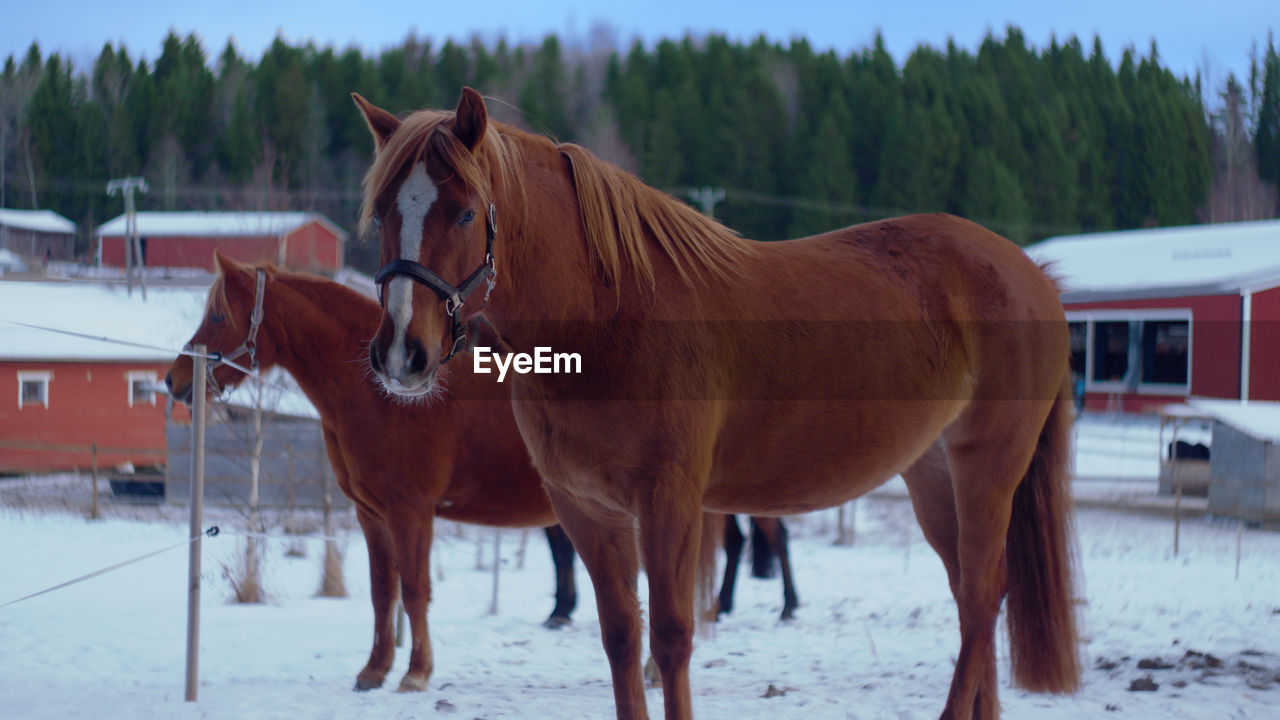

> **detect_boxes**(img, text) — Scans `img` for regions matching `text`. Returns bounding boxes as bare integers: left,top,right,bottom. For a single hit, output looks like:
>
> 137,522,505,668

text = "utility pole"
687,186,726,219
107,177,148,300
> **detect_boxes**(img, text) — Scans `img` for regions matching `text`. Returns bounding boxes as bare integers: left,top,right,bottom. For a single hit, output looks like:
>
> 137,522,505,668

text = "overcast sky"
3,1,1275,93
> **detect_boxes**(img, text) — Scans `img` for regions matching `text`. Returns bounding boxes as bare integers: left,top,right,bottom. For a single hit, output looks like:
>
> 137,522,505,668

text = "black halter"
374,203,498,363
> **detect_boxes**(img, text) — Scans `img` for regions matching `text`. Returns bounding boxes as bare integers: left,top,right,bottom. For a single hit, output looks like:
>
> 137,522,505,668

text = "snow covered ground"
2,415,1278,719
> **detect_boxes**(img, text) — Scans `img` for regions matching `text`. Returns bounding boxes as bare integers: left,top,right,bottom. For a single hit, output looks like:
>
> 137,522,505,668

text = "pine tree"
1256,39,1280,198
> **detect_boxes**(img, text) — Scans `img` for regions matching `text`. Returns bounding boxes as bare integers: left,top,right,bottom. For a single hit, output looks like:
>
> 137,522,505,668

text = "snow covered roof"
96,212,347,241
1025,219,1280,301
0,208,76,235
0,279,320,416
0,281,209,361
1184,398,1280,444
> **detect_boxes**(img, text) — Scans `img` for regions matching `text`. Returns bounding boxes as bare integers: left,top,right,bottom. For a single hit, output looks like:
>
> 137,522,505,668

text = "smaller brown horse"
165,253,564,692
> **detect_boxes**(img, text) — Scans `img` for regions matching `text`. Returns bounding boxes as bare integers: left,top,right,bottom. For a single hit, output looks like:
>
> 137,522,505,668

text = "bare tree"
1206,73,1279,222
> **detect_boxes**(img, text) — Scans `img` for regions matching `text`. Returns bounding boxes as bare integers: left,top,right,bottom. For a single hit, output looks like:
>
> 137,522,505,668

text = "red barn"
1026,218,1280,413
0,281,202,473
95,211,346,275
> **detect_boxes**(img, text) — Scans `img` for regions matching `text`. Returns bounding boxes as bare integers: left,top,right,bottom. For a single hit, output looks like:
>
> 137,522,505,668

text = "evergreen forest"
2,27,1278,272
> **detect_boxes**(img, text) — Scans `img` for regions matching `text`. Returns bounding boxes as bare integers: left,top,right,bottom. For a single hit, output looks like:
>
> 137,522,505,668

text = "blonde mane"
360,107,756,291
558,143,756,288
205,270,236,331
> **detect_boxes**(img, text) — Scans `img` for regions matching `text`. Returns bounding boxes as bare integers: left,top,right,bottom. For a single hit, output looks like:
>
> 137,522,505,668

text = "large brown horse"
165,253,564,692
353,89,1080,720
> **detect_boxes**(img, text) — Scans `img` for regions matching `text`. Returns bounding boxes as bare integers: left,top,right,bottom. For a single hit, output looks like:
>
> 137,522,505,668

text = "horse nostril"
404,338,427,376
164,373,174,392
368,343,385,375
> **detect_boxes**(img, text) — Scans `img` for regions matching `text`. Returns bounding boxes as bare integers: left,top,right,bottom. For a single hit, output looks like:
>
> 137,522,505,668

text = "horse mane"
359,104,755,292
558,144,756,289
213,257,377,321
206,265,238,331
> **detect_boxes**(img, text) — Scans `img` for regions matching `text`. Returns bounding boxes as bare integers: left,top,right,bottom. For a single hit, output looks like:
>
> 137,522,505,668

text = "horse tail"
748,518,777,579
696,512,723,631
1004,376,1082,693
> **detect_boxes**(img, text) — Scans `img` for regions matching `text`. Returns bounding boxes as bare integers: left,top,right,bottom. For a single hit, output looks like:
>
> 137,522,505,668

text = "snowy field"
2,415,1279,719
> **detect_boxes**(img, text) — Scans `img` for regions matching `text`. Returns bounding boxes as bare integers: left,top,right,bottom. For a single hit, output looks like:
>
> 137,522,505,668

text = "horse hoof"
543,616,571,630
353,673,385,691
397,674,430,693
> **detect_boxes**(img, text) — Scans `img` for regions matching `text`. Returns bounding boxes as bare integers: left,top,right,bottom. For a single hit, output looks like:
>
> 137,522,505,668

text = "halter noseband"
186,268,267,398
374,203,498,363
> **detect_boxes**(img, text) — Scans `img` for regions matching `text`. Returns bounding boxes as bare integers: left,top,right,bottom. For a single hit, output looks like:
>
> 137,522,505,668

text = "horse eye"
459,210,476,226
371,214,382,228
209,312,226,325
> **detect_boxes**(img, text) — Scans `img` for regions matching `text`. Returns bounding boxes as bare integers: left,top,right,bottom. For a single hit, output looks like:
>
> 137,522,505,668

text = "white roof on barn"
1025,218,1280,300
0,281,209,361
96,212,347,241
0,208,76,234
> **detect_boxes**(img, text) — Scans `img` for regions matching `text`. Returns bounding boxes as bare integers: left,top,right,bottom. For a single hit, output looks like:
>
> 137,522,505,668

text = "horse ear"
453,87,488,151
352,93,400,151
212,249,248,280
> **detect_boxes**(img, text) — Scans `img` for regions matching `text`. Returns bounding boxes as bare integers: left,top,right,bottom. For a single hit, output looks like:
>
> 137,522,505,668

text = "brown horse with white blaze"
353,89,1081,720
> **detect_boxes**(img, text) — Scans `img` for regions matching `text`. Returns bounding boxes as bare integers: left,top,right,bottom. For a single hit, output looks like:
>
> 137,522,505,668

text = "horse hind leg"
937,392,1079,720
543,525,578,629
716,515,744,617
938,406,1049,720
750,517,799,621
901,441,996,716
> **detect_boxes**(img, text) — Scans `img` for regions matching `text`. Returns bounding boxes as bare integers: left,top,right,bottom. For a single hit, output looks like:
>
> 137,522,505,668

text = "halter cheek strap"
185,268,267,398
374,203,498,363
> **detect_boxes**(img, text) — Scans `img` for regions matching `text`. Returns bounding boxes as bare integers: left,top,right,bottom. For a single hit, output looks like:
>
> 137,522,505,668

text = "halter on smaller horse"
182,267,266,398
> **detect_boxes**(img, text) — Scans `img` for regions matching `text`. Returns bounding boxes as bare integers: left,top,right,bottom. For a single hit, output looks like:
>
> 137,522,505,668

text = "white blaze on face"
386,161,437,376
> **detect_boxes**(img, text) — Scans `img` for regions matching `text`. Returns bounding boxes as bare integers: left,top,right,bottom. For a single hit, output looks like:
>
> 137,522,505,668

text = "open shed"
0,208,77,263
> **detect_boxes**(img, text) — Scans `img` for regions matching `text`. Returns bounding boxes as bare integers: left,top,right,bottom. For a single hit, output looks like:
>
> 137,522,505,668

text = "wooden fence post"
90,442,99,520
185,346,207,702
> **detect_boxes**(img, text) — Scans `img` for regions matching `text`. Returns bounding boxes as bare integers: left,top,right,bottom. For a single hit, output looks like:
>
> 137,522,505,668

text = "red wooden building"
1027,218,1280,413
95,211,346,275
0,208,77,263
0,281,200,473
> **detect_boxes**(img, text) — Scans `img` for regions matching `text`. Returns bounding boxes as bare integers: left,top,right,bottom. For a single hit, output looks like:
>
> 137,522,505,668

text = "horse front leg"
545,487,648,719
639,485,705,720
354,506,398,690
393,510,436,692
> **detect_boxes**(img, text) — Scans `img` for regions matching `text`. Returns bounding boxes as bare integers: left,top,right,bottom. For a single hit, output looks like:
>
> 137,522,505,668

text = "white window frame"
1065,309,1193,395
127,370,159,407
17,370,51,409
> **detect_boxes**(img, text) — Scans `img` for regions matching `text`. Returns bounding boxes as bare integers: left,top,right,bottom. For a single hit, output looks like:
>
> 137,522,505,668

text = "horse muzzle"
368,327,440,397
